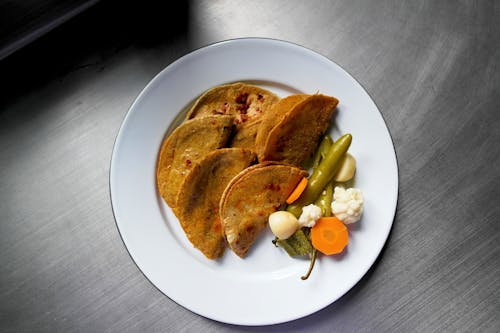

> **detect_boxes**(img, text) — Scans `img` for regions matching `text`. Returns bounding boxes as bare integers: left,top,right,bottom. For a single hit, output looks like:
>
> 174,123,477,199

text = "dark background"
1,0,190,105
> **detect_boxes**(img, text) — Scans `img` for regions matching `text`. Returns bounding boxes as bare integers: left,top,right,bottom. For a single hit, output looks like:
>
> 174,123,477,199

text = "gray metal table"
1,1,499,331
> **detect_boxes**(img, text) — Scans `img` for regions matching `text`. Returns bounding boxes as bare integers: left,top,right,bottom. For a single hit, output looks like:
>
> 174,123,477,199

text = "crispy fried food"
156,115,233,209
157,83,341,261
257,94,339,166
220,162,307,258
186,82,280,151
228,118,261,149
255,94,309,157
176,148,256,259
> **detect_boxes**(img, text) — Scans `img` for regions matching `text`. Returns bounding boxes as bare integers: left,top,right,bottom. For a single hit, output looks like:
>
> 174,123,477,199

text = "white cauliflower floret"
331,187,364,224
298,204,322,228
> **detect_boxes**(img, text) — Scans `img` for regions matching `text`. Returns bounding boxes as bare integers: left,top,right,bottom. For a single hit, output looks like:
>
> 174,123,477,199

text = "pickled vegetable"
333,153,356,182
312,135,333,169
315,182,333,216
273,228,313,257
287,134,352,217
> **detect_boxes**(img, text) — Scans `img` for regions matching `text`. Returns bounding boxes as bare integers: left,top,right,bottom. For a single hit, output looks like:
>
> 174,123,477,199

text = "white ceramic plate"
110,38,398,326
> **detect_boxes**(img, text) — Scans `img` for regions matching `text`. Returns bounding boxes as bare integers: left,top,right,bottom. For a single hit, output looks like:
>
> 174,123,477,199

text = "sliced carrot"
311,217,348,255
286,177,308,204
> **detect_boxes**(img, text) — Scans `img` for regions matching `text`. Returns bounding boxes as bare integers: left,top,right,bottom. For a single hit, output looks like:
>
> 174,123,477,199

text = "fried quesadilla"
219,162,307,258
176,148,256,259
156,115,233,209
186,82,280,151
257,94,338,167
255,94,309,157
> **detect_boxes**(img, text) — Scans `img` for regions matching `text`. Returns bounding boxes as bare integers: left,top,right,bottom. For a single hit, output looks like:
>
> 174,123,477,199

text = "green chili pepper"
315,182,333,216
312,135,333,169
273,228,313,257
287,134,352,217
275,133,352,280
301,249,317,280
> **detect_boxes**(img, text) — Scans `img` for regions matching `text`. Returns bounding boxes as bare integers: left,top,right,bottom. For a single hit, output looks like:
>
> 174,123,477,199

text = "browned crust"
255,94,309,157
186,83,280,125
156,115,234,209
186,83,280,152
176,148,256,259
259,94,339,166
228,118,262,150
219,163,307,258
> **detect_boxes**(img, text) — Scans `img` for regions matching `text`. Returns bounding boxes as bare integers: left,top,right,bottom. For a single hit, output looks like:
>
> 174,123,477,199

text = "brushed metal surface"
1,0,499,332
0,0,99,60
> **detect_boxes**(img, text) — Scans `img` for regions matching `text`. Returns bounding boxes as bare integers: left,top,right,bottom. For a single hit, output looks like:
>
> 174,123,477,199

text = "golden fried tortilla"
259,94,338,166
255,94,309,157
186,82,279,124
220,162,307,258
176,148,256,259
156,115,233,209
186,83,280,151
228,118,261,149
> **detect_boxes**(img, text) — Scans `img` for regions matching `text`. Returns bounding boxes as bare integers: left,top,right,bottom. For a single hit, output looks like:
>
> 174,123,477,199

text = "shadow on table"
0,0,190,107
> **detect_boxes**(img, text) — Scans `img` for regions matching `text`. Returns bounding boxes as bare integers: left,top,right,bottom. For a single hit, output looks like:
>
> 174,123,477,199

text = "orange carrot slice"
286,177,308,204
311,217,348,255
